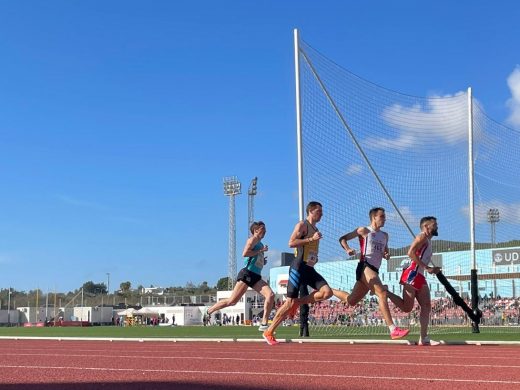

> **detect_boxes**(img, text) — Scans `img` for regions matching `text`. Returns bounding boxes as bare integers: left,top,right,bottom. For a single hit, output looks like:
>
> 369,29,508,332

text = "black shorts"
236,268,262,288
286,260,328,299
355,261,379,281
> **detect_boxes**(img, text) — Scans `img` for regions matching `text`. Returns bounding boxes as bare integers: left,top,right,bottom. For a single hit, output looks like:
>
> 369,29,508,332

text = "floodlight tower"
223,176,241,290
248,177,258,236
487,208,500,247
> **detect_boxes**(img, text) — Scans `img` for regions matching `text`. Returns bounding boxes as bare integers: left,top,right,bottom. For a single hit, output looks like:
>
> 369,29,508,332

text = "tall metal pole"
248,177,258,236
229,195,236,289
468,87,476,270
53,289,57,326
294,28,305,221
45,290,49,322
224,177,241,290
468,87,479,322
7,288,11,327
81,288,84,323
35,288,39,322
106,272,110,303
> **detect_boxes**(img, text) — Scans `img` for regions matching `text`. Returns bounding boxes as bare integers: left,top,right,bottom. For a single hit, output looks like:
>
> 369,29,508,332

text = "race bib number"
255,252,265,269
303,240,319,267
372,242,383,253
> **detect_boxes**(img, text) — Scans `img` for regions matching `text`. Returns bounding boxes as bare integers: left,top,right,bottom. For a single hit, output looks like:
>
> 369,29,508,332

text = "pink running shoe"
263,332,279,346
390,327,409,340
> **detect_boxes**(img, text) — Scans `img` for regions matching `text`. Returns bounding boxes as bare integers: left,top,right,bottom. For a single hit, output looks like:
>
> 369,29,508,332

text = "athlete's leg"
332,288,349,302
207,281,248,315
363,268,395,327
387,285,416,313
253,280,275,325
301,284,332,305
333,281,369,306
265,297,298,334
415,284,432,340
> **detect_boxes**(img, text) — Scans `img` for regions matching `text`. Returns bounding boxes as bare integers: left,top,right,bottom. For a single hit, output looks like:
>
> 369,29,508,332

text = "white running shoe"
418,336,440,346
258,323,269,331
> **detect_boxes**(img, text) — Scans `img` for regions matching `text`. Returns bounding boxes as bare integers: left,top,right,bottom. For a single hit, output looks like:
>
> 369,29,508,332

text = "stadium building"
270,247,520,300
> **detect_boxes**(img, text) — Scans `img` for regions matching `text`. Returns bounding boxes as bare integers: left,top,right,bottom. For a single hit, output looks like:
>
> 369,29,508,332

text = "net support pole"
294,28,305,221
468,87,479,318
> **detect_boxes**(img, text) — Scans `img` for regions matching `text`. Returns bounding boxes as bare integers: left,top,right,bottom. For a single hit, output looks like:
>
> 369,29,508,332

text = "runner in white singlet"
332,207,409,340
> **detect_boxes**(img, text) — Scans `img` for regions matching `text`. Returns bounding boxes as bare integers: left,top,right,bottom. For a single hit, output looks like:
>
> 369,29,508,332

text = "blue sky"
1,1,519,293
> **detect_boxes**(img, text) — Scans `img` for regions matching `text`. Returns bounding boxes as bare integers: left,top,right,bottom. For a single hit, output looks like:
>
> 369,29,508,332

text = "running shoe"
418,337,440,346
262,331,279,346
258,323,269,331
390,327,409,340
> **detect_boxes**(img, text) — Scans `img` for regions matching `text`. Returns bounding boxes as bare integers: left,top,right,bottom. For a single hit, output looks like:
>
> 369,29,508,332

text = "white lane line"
0,347,518,361
1,364,519,385
2,353,520,369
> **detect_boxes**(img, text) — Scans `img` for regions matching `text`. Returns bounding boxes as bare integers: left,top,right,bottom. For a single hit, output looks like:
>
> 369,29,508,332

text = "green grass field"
0,325,518,342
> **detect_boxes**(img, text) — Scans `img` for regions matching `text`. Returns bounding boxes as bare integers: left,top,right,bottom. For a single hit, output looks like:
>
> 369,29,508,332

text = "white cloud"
367,92,468,150
506,66,520,128
346,163,363,176
386,206,420,231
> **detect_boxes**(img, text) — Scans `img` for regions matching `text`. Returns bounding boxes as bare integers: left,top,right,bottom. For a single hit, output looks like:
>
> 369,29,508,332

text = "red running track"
1,339,520,389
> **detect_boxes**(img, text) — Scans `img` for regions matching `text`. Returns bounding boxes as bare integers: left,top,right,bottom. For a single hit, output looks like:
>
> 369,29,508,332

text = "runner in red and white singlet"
387,216,442,346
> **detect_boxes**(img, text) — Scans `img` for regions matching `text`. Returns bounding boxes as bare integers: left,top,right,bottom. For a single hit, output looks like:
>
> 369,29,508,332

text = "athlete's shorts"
286,260,328,299
236,268,262,288
355,261,379,281
400,265,426,290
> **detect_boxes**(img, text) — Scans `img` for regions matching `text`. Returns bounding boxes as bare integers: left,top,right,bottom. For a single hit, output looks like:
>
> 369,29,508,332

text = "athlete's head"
369,207,386,228
420,216,438,236
306,201,323,222
250,221,266,237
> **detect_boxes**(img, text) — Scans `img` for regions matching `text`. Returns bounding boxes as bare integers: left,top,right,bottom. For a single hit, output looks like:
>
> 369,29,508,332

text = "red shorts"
400,265,426,290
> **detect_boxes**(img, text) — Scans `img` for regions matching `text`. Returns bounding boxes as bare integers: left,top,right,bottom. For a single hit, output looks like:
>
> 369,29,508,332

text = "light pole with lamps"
223,176,241,290
487,208,500,247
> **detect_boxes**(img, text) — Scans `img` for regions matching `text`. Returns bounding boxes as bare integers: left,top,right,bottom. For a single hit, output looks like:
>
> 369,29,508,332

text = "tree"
216,277,230,291
199,281,210,293
120,281,131,292
82,281,107,295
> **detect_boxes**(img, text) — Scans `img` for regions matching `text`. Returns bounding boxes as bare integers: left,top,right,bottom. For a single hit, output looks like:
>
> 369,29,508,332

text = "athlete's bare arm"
242,229,267,257
338,227,367,256
406,234,441,275
383,232,390,260
408,234,425,265
288,221,321,248
288,221,307,248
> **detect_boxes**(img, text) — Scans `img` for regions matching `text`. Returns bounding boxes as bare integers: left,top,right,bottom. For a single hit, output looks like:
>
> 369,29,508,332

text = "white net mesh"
296,39,520,336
